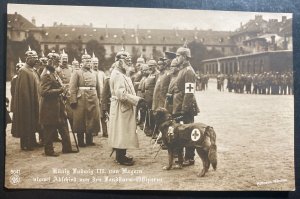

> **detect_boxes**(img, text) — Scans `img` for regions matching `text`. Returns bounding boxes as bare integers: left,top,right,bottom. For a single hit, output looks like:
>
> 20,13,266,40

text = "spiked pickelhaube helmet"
136,54,145,64
176,41,191,58
81,49,91,61
91,52,99,64
39,51,48,65
60,49,68,63
115,46,129,61
25,46,38,59
16,57,25,70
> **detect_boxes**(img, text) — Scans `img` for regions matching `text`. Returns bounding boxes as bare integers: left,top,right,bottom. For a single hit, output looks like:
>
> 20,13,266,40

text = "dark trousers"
101,117,108,137
77,133,94,145
20,132,36,150
175,113,195,160
44,123,72,154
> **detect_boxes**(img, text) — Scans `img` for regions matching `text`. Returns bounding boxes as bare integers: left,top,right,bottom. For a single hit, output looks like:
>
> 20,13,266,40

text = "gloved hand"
103,110,109,121
137,98,148,111
166,93,173,104
70,103,77,109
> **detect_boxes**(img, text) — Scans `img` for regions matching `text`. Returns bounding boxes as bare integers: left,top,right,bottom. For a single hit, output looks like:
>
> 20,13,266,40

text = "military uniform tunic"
173,62,199,116
69,67,101,134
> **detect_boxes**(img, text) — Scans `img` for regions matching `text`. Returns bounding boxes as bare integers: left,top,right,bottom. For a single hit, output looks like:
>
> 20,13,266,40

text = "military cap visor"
164,51,176,60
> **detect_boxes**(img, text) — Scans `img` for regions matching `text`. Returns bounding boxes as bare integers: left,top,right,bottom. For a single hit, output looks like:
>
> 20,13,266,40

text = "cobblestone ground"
4,79,294,191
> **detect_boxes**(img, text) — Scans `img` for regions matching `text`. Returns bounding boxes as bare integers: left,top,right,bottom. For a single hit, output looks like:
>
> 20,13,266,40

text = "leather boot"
77,133,86,147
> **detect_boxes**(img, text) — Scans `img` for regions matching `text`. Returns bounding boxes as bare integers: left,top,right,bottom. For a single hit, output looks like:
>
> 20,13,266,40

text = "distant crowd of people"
195,71,293,95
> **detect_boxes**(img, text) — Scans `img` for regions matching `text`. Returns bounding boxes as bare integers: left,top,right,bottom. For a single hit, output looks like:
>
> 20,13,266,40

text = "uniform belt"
79,87,96,90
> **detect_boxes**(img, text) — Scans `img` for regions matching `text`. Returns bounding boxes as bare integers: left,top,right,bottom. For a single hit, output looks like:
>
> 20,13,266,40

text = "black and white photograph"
4,3,294,191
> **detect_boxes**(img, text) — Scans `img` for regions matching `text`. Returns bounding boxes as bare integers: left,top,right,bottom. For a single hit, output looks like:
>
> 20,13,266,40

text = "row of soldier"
211,71,294,94
225,72,294,95
9,42,200,166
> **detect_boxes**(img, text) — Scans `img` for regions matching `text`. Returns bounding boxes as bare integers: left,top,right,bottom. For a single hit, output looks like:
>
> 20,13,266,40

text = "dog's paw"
173,164,183,169
163,166,171,170
197,170,206,177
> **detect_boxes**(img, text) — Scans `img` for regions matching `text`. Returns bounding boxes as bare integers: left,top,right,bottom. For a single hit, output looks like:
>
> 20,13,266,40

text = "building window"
55,35,60,39
44,44,49,50
111,46,115,53
78,35,82,40
142,46,146,52
163,46,166,52
100,36,104,41
221,47,225,53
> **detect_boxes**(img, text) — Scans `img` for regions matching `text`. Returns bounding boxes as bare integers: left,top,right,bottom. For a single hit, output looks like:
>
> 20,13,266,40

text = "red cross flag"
185,82,195,94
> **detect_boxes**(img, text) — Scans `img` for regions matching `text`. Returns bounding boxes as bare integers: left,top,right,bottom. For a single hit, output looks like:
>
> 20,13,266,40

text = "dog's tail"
205,126,217,170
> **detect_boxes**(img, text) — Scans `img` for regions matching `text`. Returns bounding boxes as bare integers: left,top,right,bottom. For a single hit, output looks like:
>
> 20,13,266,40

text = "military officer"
51,49,73,142
92,52,106,136
132,54,145,92
11,46,40,151
152,51,176,111
108,48,147,166
173,43,200,166
136,63,150,130
10,58,24,114
143,58,158,137
39,52,78,156
72,58,80,71
69,50,101,147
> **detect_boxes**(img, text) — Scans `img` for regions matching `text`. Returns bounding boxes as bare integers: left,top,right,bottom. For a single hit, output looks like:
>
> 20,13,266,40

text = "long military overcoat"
108,67,140,149
69,67,100,134
11,64,40,138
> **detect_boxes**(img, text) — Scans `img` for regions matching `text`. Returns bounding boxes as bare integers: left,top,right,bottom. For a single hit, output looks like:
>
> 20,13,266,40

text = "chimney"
42,24,45,28
89,23,93,27
31,17,36,25
53,22,57,27
282,16,287,23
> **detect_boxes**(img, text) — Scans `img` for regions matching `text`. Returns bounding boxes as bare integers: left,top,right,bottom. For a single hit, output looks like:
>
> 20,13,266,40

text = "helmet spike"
41,51,45,57
73,58,76,62
150,54,154,60
140,53,143,58
28,45,31,51
84,49,88,55
93,52,96,58
62,49,65,54
19,57,22,63
183,40,188,48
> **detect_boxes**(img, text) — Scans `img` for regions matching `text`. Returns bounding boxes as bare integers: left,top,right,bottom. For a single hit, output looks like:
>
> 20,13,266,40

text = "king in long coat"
108,65,140,149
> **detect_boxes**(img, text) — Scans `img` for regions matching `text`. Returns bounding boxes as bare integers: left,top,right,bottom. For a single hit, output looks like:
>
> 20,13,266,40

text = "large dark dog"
154,108,217,177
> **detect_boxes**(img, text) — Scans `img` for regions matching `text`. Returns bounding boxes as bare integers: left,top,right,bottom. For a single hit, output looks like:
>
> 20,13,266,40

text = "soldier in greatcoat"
172,43,200,166
152,51,176,111
10,58,24,113
143,58,158,136
69,50,101,147
92,52,106,136
108,48,147,166
55,50,73,130
39,52,78,156
11,47,40,151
